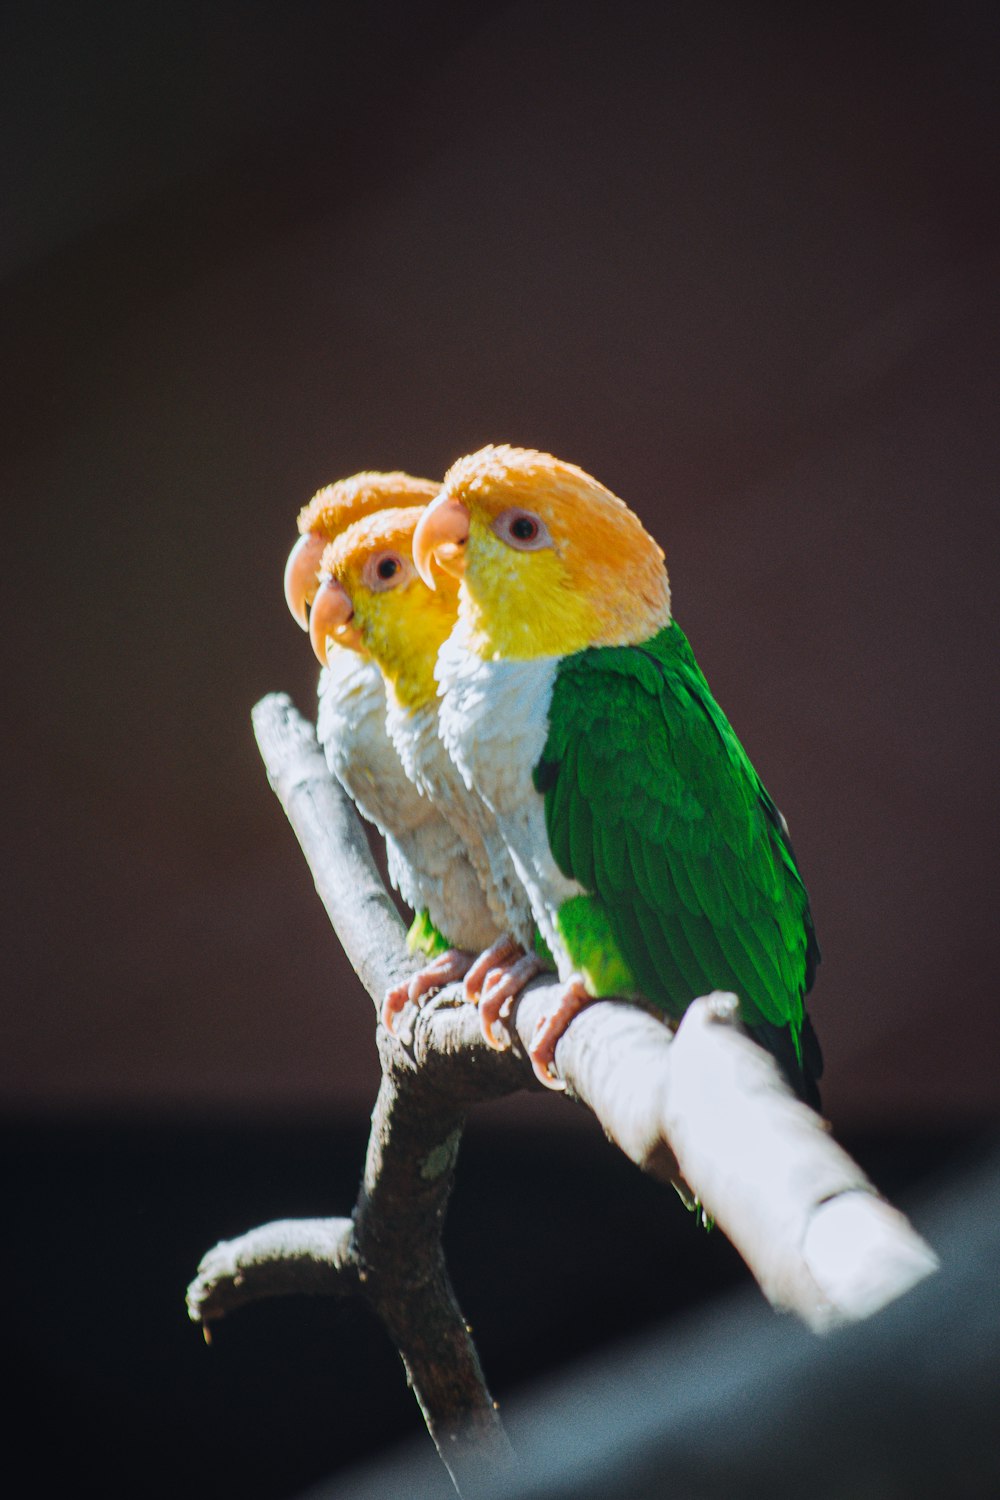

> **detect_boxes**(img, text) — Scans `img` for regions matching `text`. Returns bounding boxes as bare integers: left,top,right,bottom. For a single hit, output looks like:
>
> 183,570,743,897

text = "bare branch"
187,691,938,1493
251,692,411,1007
188,1217,357,1325
188,694,519,1496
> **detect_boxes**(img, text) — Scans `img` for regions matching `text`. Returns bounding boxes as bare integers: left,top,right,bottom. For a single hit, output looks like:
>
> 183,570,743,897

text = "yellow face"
413,445,671,659
317,507,460,710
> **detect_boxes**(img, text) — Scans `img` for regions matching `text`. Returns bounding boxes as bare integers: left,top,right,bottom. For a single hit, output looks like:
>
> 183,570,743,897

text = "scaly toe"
463,935,523,1001
381,979,412,1034
408,949,474,1005
479,986,510,1050
528,1016,568,1089
527,976,593,1090
479,953,547,1051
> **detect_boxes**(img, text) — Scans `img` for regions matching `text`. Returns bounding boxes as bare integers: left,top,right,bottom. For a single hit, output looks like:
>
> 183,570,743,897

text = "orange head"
413,445,670,658
284,470,439,630
310,507,459,710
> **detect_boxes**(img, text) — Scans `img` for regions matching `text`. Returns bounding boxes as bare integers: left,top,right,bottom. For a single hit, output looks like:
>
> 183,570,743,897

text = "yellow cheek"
354,585,456,709
462,526,602,659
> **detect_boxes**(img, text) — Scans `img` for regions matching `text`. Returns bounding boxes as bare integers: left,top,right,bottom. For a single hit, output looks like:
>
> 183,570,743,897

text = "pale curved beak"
284,532,328,629
309,578,363,664
412,496,470,588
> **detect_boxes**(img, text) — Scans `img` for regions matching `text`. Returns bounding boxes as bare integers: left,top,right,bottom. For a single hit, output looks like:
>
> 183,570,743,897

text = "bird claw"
463,935,523,1002
479,952,546,1049
408,949,474,1005
381,978,412,1035
528,977,594,1090
381,950,474,1034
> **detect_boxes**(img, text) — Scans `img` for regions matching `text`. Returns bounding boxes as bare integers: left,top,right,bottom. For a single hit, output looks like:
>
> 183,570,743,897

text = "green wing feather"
534,622,821,1101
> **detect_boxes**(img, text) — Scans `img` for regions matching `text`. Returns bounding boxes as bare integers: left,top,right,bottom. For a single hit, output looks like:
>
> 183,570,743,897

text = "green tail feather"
406,909,452,958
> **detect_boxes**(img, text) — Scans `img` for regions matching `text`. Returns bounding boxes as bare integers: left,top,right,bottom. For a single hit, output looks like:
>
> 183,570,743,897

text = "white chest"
317,654,394,815
385,690,534,943
435,635,584,973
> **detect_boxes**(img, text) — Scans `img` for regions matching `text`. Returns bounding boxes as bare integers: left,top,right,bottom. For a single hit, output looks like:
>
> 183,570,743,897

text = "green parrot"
412,444,822,1103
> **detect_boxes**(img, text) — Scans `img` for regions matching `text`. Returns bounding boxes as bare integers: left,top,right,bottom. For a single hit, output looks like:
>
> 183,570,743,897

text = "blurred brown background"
2,1,998,1494
4,0,998,1127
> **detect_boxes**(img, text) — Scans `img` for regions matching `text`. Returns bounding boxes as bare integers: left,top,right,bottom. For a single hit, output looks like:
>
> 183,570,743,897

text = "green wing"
534,622,821,1099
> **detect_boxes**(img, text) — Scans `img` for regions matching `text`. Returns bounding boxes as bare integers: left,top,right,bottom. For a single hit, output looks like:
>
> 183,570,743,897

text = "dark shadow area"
314,1134,1000,1500
2,1116,984,1498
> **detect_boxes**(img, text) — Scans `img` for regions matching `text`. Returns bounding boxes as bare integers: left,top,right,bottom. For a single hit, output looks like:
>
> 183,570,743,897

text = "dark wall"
3,0,998,1126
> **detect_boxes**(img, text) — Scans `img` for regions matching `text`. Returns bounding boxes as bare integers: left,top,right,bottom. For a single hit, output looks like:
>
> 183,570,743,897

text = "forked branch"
187,692,939,1496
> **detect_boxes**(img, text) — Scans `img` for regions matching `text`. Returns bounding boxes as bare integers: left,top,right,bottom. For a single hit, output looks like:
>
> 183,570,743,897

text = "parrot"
307,504,545,1034
284,472,505,1017
411,444,822,1102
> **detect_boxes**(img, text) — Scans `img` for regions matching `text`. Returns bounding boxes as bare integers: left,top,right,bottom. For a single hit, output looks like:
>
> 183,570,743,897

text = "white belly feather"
435,630,584,976
316,650,497,951
386,696,534,947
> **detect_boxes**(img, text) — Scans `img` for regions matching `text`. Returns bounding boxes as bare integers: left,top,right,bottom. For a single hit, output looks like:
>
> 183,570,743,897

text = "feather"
536,622,819,1091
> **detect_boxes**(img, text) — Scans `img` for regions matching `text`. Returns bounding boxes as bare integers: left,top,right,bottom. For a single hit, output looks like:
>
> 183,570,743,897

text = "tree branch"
187,692,939,1494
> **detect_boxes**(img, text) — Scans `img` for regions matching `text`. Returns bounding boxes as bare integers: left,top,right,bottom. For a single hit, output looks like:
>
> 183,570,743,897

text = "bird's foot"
408,949,475,1004
462,934,523,1002
529,975,595,1090
381,950,474,1034
478,952,547,1050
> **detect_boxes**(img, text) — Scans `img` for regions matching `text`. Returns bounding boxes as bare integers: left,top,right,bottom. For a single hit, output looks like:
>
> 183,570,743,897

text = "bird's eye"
493,508,551,552
363,551,412,592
